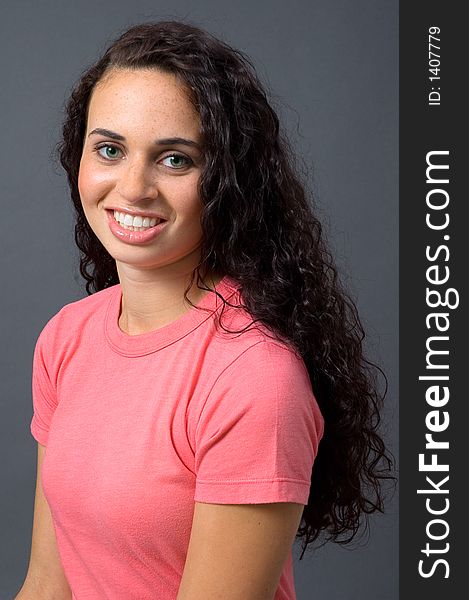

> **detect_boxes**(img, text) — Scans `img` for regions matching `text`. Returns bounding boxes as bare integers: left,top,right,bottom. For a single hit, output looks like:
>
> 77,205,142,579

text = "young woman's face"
78,68,205,275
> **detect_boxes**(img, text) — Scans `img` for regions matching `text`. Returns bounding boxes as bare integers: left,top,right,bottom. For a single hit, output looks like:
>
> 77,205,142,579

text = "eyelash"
92,143,193,169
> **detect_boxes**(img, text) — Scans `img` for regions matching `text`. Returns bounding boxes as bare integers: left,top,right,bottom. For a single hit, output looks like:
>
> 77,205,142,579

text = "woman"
16,20,395,600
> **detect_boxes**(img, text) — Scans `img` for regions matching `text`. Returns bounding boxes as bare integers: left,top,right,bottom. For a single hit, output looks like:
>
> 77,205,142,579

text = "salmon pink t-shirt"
30,275,324,600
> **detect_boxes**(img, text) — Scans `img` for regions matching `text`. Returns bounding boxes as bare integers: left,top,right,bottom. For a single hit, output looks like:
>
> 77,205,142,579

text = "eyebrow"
88,128,202,150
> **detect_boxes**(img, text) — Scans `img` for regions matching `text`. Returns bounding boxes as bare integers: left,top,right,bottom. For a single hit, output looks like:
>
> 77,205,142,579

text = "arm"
182,342,322,598
176,501,304,600
14,443,72,600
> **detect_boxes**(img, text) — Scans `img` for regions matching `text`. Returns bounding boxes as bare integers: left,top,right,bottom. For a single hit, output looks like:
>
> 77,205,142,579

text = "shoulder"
205,282,316,399
34,285,117,353
202,320,325,437
211,331,310,393
209,339,318,422
211,282,306,371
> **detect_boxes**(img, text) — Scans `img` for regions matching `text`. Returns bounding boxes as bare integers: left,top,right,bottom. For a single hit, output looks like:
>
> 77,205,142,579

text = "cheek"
176,175,203,214
78,157,112,205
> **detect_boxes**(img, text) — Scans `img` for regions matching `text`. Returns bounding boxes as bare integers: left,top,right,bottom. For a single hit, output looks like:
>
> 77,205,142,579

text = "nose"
116,156,158,204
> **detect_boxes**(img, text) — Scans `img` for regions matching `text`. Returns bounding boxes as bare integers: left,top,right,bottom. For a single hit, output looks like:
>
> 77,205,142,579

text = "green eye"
96,144,121,160
162,154,191,169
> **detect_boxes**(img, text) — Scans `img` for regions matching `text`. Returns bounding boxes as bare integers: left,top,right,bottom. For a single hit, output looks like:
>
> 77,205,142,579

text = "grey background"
1,1,398,598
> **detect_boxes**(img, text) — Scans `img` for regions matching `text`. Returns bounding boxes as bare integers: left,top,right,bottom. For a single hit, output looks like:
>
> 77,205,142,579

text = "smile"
112,210,163,231
106,210,168,245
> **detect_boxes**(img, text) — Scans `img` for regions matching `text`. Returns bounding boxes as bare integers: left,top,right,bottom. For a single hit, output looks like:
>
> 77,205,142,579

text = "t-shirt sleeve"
30,316,60,446
194,340,325,505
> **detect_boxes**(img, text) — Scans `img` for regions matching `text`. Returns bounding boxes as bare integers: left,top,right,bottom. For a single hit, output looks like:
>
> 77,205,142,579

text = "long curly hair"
56,19,396,559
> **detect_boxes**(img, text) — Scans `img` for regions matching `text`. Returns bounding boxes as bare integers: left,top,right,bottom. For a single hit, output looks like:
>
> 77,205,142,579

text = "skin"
78,67,221,335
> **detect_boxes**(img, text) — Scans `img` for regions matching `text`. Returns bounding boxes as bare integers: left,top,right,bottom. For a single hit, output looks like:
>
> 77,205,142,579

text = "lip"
106,209,168,245
105,206,168,221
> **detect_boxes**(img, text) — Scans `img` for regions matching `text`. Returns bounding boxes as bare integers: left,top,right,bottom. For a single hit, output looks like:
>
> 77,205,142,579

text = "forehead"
86,68,200,136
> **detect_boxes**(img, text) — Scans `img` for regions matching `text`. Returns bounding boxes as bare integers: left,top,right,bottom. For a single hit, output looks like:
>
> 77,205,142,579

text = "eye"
92,144,193,169
161,153,193,169
94,143,122,161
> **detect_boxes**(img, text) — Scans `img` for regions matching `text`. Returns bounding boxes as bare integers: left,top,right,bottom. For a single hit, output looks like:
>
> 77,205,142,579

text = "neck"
116,264,222,336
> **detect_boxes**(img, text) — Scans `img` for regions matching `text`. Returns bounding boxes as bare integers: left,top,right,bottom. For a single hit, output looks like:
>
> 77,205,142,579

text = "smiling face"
78,67,206,278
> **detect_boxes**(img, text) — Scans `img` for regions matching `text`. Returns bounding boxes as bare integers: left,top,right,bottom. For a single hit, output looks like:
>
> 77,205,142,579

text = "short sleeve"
194,341,325,505
30,318,59,446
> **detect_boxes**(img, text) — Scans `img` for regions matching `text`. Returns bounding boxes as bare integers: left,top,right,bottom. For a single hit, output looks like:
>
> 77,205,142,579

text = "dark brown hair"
56,19,396,558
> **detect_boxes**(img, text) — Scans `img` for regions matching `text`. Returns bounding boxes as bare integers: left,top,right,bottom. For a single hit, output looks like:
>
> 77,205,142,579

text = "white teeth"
113,210,160,230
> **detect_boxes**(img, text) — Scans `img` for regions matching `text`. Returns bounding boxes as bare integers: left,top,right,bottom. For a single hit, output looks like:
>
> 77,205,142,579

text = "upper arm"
177,501,304,600
179,342,322,599
18,443,71,598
